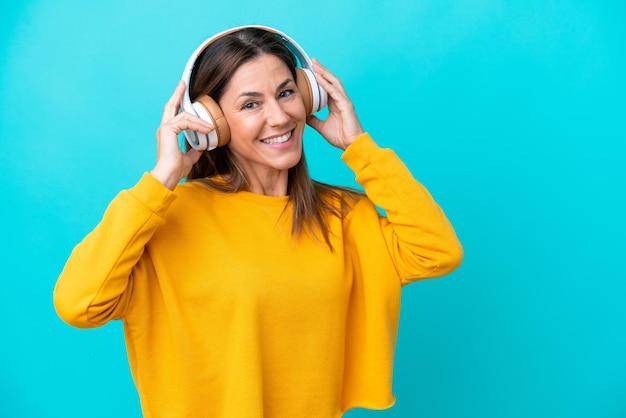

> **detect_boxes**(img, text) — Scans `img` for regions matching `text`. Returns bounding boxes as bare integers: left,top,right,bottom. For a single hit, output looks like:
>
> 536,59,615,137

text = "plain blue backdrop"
1,1,625,417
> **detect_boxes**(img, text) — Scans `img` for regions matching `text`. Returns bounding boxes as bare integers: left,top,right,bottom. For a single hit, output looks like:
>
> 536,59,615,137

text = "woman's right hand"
149,81,215,190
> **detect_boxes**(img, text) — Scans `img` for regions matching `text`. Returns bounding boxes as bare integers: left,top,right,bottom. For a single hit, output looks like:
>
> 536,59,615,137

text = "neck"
245,169,289,196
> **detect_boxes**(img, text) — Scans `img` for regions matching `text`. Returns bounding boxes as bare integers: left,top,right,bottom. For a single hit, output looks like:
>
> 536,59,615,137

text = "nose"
265,99,290,127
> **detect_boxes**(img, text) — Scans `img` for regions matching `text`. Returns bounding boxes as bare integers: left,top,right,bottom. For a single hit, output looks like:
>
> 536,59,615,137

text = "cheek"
225,114,261,141
291,99,308,123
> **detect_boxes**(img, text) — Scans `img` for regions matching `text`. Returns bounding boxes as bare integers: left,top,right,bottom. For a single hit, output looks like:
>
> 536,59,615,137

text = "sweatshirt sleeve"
53,173,176,328
341,133,463,284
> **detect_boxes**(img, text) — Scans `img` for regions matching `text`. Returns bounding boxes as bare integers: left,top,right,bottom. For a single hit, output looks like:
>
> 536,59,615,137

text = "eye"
278,89,294,99
241,101,258,110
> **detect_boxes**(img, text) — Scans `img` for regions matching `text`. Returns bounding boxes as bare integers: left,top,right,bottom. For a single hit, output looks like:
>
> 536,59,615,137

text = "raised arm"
342,134,463,284
54,81,214,327
53,174,175,328
306,60,462,283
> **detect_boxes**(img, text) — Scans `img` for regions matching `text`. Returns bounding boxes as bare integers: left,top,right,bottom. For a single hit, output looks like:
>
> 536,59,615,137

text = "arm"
342,133,463,284
54,82,213,327
53,174,175,328
306,60,462,284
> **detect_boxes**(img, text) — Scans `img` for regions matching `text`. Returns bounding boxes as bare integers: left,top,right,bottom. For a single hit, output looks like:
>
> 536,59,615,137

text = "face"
218,54,307,183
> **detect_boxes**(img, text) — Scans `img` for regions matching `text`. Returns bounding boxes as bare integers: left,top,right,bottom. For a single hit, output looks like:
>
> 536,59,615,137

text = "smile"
260,131,292,145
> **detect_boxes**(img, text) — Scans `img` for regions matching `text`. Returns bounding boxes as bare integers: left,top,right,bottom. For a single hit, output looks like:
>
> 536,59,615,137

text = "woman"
54,26,463,418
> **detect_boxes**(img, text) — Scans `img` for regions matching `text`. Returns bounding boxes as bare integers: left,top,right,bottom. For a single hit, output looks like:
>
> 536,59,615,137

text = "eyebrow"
237,78,294,99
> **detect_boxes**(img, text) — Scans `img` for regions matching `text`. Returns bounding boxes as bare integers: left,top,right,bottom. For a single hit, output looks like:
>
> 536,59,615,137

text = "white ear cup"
182,91,228,151
299,68,327,113
181,84,211,150
187,102,219,151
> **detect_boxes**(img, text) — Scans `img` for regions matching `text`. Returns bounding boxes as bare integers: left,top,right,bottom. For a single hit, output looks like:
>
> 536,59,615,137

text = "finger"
161,113,215,136
312,59,345,89
314,74,341,102
161,80,186,125
312,60,349,103
312,58,330,75
184,148,204,165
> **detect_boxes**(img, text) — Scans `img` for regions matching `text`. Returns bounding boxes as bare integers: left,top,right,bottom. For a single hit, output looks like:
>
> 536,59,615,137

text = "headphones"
180,25,328,151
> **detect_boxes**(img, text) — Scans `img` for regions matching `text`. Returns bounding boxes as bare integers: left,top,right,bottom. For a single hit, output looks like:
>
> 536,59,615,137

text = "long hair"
186,27,362,248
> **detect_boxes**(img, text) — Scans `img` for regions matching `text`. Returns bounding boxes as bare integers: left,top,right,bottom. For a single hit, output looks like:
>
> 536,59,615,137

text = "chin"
274,151,303,171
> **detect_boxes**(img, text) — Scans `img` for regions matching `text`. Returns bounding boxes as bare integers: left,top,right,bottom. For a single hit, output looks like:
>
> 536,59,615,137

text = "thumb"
186,148,204,165
306,115,323,134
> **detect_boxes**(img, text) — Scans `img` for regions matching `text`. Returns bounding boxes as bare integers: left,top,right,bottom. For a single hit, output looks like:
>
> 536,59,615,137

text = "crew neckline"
185,178,290,207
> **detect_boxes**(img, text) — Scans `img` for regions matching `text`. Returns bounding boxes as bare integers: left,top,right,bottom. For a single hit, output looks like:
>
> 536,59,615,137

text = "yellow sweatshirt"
54,133,462,418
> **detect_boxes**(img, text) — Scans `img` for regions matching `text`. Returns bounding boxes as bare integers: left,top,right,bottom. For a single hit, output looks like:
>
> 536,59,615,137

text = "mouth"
260,131,292,145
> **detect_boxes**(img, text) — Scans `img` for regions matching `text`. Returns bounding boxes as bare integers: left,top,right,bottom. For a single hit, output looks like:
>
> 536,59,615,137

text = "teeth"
261,132,291,144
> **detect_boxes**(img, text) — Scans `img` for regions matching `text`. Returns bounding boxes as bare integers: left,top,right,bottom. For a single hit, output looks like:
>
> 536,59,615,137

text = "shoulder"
174,179,211,196
315,181,364,206
165,178,226,219
315,182,378,225
173,177,230,199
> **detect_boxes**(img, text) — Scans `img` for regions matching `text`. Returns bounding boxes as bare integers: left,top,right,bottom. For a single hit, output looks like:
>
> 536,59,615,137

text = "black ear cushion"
296,68,313,115
196,95,231,146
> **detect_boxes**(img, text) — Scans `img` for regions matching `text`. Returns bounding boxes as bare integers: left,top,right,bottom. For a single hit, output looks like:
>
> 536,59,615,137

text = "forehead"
227,54,293,91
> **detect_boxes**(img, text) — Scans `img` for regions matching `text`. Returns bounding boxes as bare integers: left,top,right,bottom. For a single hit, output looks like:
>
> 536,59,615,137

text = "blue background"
1,1,625,417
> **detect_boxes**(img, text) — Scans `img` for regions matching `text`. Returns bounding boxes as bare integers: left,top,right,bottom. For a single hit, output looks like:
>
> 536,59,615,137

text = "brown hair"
186,27,362,249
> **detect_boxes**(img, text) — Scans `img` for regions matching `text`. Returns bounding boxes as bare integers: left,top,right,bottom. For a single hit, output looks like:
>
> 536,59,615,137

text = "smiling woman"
53,25,463,418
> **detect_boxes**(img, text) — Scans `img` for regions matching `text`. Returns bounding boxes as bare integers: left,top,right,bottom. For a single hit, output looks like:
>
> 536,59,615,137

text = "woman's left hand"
306,59,364,150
